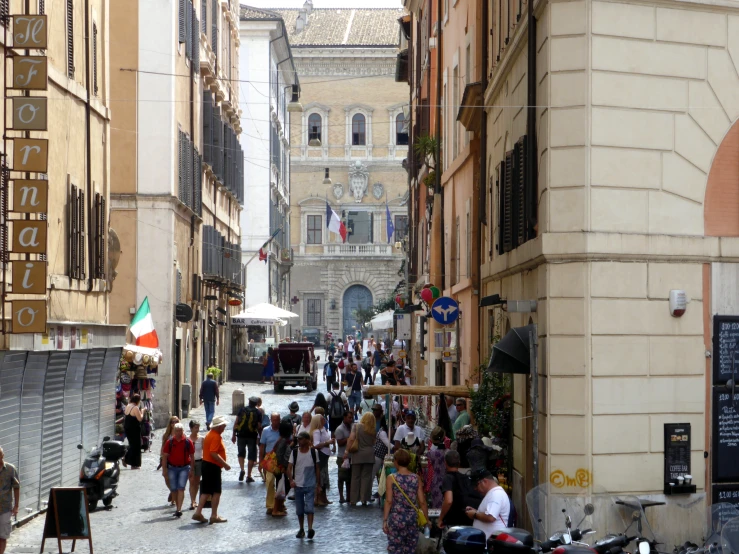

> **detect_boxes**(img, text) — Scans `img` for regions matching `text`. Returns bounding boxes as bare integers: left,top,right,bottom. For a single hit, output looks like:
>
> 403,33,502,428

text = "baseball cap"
403,409,416,417
469,468,494,485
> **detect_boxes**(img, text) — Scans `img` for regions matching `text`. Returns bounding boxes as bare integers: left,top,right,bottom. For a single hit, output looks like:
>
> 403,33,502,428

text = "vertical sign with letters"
11,300,47,333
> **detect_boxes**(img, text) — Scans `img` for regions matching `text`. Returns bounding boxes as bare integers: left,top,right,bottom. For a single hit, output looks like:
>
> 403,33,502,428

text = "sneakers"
296,529,306,539
239,470,245,482
191,513,207,523
246,476,255,483
307,529,315,540
174,511,182,518
209,516,227,524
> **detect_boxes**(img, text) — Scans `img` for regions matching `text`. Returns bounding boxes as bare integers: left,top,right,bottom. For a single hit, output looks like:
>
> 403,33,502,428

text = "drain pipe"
84,0,94,292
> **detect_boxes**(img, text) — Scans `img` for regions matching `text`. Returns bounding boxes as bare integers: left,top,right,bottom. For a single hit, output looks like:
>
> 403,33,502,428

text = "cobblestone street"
8,360,386,553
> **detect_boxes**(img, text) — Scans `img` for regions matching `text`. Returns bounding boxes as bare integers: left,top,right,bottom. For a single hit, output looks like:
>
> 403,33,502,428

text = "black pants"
364,368,373,385
326,374,336,392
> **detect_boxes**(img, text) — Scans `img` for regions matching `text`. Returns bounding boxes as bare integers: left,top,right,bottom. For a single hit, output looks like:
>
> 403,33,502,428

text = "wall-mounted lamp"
309,127,321,147
287,85,303,113
330,299,337,310
322,168,332,185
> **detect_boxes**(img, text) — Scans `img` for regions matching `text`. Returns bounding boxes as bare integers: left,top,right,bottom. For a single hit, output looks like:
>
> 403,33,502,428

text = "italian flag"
130,297,159,348
326,201,347,242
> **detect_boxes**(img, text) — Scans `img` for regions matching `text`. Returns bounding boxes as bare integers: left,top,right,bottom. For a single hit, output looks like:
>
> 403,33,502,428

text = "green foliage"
206,365,223,381
353,296,398,328
414,134,441,172
470,369,511,438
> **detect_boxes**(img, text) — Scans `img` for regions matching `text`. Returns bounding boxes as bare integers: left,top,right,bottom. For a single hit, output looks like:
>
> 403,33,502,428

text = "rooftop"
240,4,402,47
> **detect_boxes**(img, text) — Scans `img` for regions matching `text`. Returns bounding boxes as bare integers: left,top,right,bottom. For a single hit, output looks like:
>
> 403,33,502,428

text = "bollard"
232,388,245,415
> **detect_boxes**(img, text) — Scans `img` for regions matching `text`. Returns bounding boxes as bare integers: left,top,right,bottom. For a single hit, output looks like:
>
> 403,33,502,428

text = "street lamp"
308,125,322,147
322,167,332,185
287,84,303,113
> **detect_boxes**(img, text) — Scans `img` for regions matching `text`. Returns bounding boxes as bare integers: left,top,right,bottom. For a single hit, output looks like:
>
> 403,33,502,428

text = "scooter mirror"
584,503,595,516
639,542,651,554
77,444,83,450
103,436,111,442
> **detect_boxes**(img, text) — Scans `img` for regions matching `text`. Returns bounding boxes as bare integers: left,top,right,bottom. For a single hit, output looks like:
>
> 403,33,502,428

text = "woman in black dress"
123,393,145,469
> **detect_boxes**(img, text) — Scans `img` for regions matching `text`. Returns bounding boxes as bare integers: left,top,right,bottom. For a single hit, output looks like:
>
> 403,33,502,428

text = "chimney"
303,0,313,14
296,8,307,32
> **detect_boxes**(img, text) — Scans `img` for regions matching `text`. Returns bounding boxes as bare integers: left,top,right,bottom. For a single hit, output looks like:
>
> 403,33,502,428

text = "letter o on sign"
11,300,47,334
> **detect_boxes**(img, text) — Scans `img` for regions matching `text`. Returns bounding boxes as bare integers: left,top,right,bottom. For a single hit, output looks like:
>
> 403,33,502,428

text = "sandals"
296,529,306,539
209,516,227,524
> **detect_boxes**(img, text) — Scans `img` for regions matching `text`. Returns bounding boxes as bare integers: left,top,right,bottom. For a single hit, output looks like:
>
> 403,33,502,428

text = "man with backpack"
323,356,338,392
327,381,348,433
232,396,261,483
438,450,482,529
288,431,321,540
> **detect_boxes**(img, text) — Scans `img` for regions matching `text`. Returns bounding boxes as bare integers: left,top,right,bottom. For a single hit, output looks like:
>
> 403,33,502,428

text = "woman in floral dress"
383,449,428,554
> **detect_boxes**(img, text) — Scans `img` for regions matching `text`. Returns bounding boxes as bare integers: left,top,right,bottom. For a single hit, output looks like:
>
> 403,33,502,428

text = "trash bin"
232,388,244,415
181,383,191,418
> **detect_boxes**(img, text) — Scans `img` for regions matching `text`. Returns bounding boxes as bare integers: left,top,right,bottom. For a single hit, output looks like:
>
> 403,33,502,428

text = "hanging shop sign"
3,9,50,334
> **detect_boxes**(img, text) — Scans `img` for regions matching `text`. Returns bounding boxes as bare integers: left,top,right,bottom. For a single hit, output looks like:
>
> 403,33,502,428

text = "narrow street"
8,351,386,553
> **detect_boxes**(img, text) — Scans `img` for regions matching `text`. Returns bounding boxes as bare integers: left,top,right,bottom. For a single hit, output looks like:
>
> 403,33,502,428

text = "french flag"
326,201,347,242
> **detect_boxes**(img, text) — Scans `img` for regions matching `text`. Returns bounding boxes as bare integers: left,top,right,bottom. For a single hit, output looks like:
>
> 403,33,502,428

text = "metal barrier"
0,347,122,517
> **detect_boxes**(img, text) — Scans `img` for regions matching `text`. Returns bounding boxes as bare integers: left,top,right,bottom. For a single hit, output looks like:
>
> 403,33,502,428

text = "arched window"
395,113,408,145
308,113,322,144
352,113,366,146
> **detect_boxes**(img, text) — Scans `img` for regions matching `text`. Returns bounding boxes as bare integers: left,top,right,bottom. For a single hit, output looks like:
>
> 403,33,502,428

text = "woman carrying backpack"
327,382,348,433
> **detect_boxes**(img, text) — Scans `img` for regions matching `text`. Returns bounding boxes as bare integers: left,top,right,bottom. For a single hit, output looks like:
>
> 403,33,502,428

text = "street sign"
431,296,459,325
399,350,407,359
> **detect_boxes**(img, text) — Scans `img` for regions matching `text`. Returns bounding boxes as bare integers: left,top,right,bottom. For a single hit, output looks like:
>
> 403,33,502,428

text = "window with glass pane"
396,113,408,145
346,211,372,244
307,215,322,244
395,215,408,242
308,113,322,143
306,298,322,326
352,114,366,145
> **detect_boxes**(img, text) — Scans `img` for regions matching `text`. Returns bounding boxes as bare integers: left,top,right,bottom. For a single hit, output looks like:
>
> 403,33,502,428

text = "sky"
245,0,403,8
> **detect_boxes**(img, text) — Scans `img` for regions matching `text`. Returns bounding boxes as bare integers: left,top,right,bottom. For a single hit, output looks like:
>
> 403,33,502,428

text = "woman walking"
271,421,294,517
425,426,448,509
374,414,393,479
188,420,204,510
383,449,428,554
123,393,145,469
262,347,275,384
345,412,376,506
309,414,334,506
160,415,180,504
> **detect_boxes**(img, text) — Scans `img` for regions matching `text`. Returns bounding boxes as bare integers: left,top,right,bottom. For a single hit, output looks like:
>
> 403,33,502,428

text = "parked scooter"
77,436,126,511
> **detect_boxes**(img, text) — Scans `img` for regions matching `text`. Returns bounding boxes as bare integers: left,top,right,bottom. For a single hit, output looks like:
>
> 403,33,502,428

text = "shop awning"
487,324,535,374
233,303,298,320
370,310,395,330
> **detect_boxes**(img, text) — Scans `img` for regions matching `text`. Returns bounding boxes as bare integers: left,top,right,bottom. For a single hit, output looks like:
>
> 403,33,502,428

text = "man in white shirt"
446,396,459,424
379,396,401,419
466,469,510,538
392,410,426,454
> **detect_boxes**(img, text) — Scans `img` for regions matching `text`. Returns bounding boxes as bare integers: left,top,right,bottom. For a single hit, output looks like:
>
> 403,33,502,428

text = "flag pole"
243,228,281,268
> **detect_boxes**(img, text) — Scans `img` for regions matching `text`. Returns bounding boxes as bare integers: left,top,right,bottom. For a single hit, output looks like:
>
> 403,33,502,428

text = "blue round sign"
431,296,459,325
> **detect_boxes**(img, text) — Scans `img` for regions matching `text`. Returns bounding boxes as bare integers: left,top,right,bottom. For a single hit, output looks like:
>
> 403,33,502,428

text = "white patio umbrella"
240,302,299,319
231,315,287,327
370,309,394,330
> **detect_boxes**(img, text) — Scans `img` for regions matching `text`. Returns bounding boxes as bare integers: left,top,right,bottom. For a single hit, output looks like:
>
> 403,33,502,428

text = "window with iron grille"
66,0,74,78
394,215,408,242
306,215,321,244
92,23,98,95
352,114,366,146
68,183,86,280
305,299,322,326
93,192,106,279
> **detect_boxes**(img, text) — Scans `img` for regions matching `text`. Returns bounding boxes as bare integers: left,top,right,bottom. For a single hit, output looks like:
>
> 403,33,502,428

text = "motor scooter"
77,436,126,511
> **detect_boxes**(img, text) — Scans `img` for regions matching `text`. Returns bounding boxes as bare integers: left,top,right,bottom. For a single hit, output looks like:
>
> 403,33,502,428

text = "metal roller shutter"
82,349,105,449
98,348,121,442
19,352,48,513
62,351,87,486
39,352,70,503
0,352,28,469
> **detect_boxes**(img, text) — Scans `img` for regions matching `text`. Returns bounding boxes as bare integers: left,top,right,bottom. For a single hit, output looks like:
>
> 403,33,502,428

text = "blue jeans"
203,400,215,425
295,486,315,516
167,465,190,491
348,391,362,417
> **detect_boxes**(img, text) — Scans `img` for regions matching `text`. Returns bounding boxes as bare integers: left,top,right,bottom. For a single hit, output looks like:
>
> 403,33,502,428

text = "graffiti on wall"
550,468,592,489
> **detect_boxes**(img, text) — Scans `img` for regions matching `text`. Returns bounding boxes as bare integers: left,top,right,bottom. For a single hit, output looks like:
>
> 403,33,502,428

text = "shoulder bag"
347,424,360,454
389,474,428,528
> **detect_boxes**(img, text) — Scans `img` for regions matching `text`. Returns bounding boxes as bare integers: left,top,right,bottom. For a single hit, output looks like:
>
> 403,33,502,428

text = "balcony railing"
323,244,396,256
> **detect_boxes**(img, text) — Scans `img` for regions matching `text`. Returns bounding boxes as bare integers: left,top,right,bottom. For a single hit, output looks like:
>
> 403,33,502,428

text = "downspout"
479,0,489,379
85,0,94,292
436,0,444,291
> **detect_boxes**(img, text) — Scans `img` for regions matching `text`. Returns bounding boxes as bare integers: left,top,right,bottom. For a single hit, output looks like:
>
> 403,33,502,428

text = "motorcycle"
77,436,126,512
673,501,739,554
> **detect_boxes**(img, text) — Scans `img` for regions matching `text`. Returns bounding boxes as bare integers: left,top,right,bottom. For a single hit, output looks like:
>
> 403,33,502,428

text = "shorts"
328,417,342,433
168,465,190,491
237,436,257,461
294,486,315,517
200,461,222,495
193,459,202,478
337,457,351,481
0,511,11,540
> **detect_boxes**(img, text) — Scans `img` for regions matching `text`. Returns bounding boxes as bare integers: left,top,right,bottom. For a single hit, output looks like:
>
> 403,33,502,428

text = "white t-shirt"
393,423,425,444
313,428,332,456
474,486,511,538
192,435,204,460
334,422,352,457
293,449,317,488
380,399,401,418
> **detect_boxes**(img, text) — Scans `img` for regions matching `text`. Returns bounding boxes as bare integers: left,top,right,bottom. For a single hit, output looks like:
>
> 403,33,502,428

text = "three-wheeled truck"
271,342,319,392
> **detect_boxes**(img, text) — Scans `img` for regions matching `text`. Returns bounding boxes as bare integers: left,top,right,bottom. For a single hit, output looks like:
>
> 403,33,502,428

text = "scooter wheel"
103,497,113,507
88,500,98,512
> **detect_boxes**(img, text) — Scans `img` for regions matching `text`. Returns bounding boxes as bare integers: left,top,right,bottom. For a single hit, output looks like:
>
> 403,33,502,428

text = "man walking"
346,363,363,419
162,423,195,517
199,372,220,430
323,355,338,392
466,469,511,538
260,413,282,515
232,396,261,483
0,447,20,554
192,416,230,524
334,410,353,504
288,432,320,540
372,346,384,383
452,398,471,439
439,450,481,529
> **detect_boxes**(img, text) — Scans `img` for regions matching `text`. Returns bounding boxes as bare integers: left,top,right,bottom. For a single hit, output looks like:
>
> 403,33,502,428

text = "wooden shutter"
0,165,6,268
177,131,184,202
515,135,527,247
92,23,98,95
201,0,207,35
176,270,182,304
511,141,521,249
0,0,8,22
38,0,44,15
192,8,200,68
93,192,106,279
178,0,186,43
69,184,78,278
194,150,202,216
185,0,192,60
211,0,218,62
79,189,86,279
502,151,513,253
66,0,74,78
202,91,212,164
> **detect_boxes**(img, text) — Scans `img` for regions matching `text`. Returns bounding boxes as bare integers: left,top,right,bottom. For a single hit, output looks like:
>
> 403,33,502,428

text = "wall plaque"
12,56,47,90
12,179,48,213
13,138,48,172
12,97,47,130
11,300,47,333
12,220,47,253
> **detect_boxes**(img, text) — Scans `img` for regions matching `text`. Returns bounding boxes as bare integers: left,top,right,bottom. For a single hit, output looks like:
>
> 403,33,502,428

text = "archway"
342,284,373,339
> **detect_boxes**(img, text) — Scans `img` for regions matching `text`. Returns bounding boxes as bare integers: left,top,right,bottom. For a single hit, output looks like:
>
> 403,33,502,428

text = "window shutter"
176,270,182,304
515,135,527,247
69,184,77,278
202,91,212,164
79,189,86,280
38,0,44,15
192,8,200,68
211,0,218,62
201,0,207,35
502,151,513,253
178,131,184,202
186,136,193,208
370,212,374,243
185,0,192,60
92,23,98,95
66,0,74,78
0,166,7,269
194,150,202,216
0,0,8,22
178,0,186,43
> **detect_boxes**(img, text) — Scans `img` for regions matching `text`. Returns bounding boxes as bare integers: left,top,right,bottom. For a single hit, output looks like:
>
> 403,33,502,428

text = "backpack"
235,406,260,436
167,437,192,461
290,447,318,479
448,472,483,525
329,391,345,419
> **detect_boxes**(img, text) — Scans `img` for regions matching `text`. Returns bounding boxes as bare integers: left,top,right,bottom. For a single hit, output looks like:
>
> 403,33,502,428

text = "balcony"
323,244,396,256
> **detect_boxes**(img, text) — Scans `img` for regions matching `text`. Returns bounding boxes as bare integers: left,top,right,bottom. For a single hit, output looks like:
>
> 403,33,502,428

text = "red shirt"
163,437,193,467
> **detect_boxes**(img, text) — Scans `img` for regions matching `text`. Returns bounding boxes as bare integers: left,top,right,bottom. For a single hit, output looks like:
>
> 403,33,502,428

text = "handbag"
389,475,428,528
374,430,388,459
347,425,360,454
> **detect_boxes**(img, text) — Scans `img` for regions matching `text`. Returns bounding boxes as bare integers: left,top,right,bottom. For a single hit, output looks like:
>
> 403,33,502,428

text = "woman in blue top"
263,347,275,384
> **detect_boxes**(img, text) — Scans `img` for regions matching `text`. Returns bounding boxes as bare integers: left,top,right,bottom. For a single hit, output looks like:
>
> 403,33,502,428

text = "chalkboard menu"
664,423,691,485
713,316,739,385
712,486,739,525
41,487,93,554
713,389,739,483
